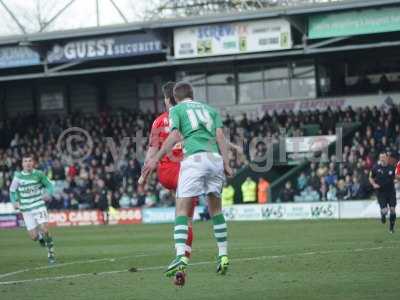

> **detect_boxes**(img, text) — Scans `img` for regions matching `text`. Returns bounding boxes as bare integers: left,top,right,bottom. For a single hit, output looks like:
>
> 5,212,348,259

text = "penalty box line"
0,245,397,286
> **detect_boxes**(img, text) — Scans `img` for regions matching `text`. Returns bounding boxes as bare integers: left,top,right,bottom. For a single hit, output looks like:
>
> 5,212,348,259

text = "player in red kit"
395,159,400,179
140,82,196,260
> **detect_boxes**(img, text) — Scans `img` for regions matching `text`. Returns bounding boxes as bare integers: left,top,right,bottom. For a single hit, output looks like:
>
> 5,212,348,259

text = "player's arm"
369,168,380,189
228,141,249,166
141,108,182,184
144,124,161,163
40,172,54,196
215,112,233,176
141,130,180,182
213,110,233,176
228,142,242,154
144,146,159,162
155,129,181,162
139,119,162,185
216,128,233,177
9,176,20,209
228,142,245,158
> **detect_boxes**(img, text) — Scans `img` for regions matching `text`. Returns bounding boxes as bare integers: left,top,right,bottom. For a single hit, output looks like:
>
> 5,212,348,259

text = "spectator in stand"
325,164,338,186
79,188,93,209
222,182,235,207
360,168,373,195
0,189,9,203
111,190,120,208
343,175,353,200
379,74,390,93
297,172,308,192
319,178,328,201
257,178,269,204
241,177,257,204
137,189,146,207
336,179,349,200
295,186,320,202
145,191,157,207
52,159,66,180
327,185,338,201
131,192,139,207
350,175,362,199
119,192,131,208
280,181,295,202
309,170,321,192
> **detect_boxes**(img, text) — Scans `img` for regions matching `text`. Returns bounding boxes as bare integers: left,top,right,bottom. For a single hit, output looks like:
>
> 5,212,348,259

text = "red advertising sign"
48,209,142,227
108,208,142,225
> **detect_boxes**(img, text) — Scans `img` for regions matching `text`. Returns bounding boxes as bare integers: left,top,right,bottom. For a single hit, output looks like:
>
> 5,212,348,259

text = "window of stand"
318,57,400,97
290,61,316,99
176,69,235,106
177,60,316,106
137,79,155,112
239,61,315,103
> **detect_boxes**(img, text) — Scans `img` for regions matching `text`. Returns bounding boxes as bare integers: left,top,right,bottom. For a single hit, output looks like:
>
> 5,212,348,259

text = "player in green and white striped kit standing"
9,153,56,264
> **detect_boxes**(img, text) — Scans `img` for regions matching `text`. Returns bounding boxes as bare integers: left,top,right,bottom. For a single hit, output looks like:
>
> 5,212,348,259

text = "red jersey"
395,161,400,177
149,111,183,164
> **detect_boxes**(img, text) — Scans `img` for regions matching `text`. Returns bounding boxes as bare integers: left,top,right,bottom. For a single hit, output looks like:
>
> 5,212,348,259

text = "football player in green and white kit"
143,81,233,280
10,153,56,264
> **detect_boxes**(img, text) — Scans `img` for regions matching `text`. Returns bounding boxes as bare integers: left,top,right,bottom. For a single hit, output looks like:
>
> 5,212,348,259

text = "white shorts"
22,208,49,231
177,152,225,198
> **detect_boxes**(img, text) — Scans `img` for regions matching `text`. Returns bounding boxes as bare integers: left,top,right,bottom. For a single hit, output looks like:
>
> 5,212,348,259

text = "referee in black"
369,152,396,233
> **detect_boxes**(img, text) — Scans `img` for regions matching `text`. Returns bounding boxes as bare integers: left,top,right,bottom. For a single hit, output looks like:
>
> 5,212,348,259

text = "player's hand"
372,183,380,189
229,143,244,155
140,158,158,184
224,162,234,177
138,171,150,186
138,169,150,186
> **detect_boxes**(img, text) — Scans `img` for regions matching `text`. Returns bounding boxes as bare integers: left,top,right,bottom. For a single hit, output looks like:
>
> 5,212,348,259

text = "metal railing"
151,0,353,18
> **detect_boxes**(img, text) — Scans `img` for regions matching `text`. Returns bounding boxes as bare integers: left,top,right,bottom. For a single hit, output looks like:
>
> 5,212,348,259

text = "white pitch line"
0,243,307,279
0,253,155,280
0,269,30,279
0,245,396,286
34,253,154,271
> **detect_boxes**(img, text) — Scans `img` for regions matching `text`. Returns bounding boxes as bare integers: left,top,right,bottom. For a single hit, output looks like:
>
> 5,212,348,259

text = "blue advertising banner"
142,207,204,224
142,207,176,224
0,214,18,228
0,46,40,68
47,33,163,63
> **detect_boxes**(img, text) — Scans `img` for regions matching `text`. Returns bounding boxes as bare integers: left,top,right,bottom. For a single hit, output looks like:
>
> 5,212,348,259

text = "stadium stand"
1,102,399,209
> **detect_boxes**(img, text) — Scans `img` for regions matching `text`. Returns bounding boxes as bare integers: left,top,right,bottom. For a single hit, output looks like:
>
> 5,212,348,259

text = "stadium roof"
1,0,400,83
0,0,398,46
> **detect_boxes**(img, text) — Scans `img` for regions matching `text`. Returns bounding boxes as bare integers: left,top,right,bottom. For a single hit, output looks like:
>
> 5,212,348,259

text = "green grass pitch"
0,220,399,300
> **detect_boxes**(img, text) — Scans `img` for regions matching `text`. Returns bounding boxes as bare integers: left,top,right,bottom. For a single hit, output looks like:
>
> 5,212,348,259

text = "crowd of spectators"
0,111,176,209
279,104,400,202
1,102,399,209
0,110,246,210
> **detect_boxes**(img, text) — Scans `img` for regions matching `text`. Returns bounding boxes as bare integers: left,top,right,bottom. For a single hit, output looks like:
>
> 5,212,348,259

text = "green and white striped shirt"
10,170,53,212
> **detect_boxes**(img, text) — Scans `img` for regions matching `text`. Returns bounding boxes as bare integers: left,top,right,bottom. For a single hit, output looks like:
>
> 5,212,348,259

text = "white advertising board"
174,19,292,59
